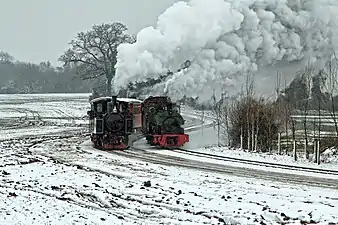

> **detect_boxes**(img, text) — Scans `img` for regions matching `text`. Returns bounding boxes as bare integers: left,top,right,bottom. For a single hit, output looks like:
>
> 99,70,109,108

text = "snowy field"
1,94,338,224
3,136,338,225
0,94,90,140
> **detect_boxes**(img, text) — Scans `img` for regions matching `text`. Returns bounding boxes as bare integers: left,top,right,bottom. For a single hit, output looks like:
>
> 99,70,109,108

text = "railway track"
173,148,338,176
111,147,338,189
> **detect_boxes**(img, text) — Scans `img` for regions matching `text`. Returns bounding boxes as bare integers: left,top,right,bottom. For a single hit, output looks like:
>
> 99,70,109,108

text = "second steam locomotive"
141,96,189,148
87,95,189,150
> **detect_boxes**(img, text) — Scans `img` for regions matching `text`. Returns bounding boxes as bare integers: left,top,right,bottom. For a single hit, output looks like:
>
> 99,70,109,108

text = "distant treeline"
0,52,93,94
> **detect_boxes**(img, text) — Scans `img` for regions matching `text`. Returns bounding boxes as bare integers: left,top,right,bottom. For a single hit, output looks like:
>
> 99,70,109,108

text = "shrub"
319,137,338,153
228,96,281,152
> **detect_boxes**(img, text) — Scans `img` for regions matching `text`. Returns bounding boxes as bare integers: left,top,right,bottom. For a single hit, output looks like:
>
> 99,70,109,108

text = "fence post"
278,133,281,155
293,140,297,161
251,126,255,151
317,140,320,165
313,139,317,163
247,134,250,150
240,134,243,149
254,134,258,152
240,127,243,149
304,141,307,160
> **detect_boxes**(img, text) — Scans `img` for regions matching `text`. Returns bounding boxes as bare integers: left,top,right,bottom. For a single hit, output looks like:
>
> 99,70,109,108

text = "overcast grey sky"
0,0,180,65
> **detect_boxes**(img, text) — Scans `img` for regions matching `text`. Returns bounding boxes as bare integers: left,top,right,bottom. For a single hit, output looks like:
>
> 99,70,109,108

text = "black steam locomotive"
87,96,142,149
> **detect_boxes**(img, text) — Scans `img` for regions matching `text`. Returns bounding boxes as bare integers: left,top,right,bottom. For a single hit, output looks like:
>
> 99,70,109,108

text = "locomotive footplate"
152,134,189,148
103,143,128,150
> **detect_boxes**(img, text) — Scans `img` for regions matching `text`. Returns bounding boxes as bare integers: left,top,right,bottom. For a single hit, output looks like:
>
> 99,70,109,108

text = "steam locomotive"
87,96,142,149
141,96,189,148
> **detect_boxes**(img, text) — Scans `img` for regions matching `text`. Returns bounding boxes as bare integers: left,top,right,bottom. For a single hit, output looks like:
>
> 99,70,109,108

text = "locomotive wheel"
95,138,103,150
146,139,156,146
146,136,155,146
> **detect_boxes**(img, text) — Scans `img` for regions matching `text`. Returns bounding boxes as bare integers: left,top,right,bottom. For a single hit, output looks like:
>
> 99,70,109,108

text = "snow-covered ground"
1,94,338,224
2,136,338,225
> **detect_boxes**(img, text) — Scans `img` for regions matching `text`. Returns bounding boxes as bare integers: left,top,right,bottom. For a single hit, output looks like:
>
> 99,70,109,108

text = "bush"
319,137,338,153
228,96,282,152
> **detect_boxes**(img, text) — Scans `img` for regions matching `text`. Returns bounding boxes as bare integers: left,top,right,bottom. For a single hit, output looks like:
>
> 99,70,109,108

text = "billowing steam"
114,0,338,102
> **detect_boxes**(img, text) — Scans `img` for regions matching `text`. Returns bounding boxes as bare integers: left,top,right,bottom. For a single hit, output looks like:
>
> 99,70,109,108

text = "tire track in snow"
0,183,128,221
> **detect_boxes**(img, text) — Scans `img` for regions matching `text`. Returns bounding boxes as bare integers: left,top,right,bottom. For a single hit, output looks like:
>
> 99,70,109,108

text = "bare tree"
263,98,273,153
284,79,291,153
0,51,14,64
275,71,282,154
326,55,338,136
245,73,255,150
254,99,260,151
247,99,251,150
300,62,314,159
221,94,231,146
291,117,297,161
200,105,206,135
59,22,135,95
211,91,223,147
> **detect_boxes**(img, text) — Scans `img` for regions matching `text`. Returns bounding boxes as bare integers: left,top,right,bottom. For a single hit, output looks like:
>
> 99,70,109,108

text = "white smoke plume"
114,0,338,102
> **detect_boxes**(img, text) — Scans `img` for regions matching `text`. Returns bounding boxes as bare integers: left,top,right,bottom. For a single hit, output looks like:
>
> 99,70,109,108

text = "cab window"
97,103,102,113
133,106,141,114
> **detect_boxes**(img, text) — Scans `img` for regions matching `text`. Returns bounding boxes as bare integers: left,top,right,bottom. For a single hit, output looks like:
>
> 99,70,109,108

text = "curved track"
112,147,338,189
173,148,338,175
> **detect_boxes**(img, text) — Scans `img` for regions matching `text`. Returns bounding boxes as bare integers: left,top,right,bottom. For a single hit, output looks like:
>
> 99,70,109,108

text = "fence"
274,111,338,163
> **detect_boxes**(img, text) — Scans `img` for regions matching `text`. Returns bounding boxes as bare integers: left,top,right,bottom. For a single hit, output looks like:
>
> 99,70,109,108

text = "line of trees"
0,52,92,94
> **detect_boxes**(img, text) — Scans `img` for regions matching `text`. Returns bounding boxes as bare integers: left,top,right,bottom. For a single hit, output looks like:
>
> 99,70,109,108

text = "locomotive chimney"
111,95,118,112
167,102,173,114
111,96,117,106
